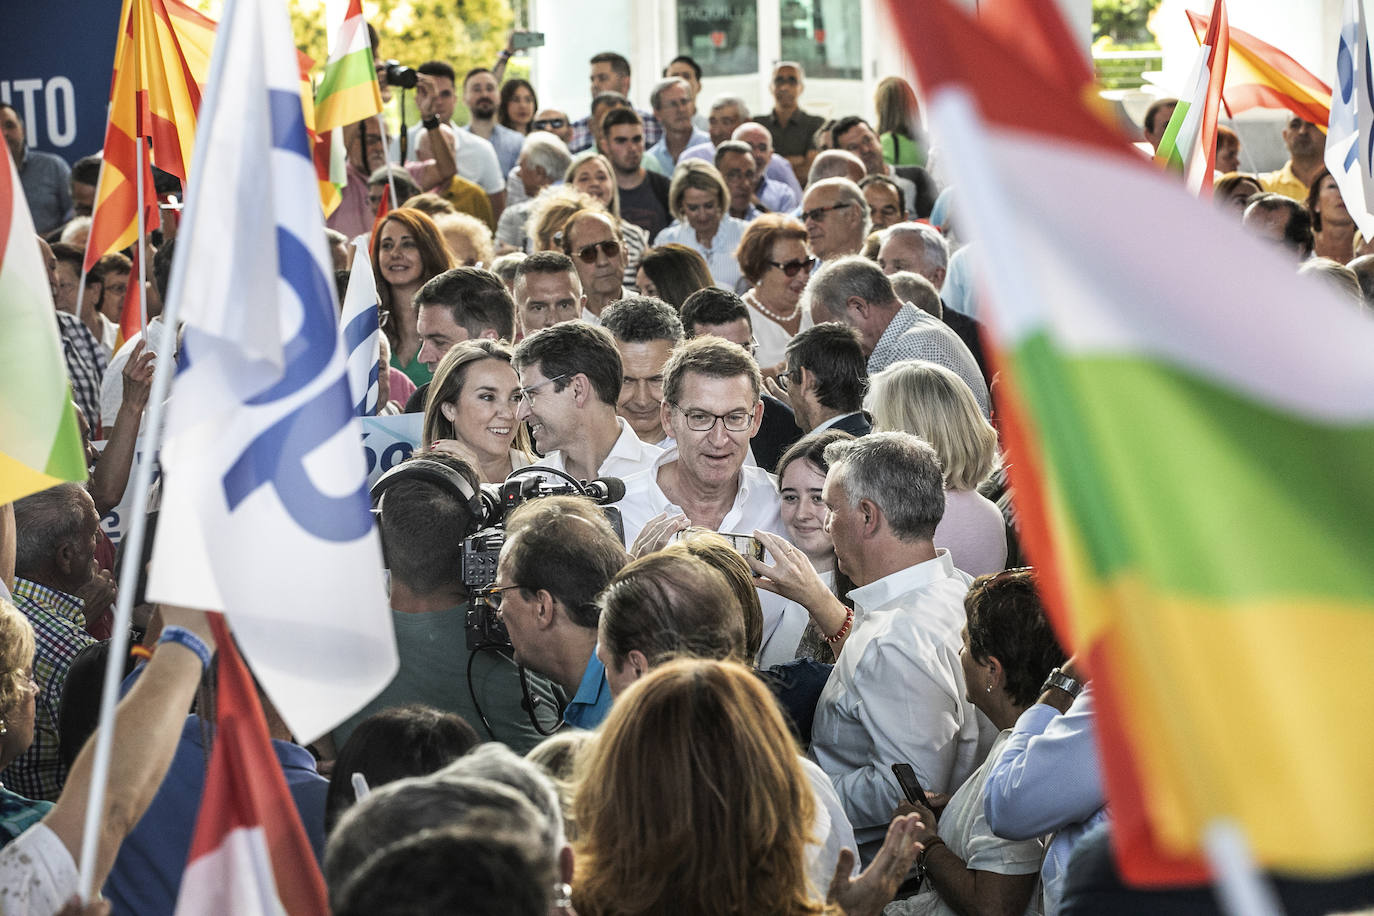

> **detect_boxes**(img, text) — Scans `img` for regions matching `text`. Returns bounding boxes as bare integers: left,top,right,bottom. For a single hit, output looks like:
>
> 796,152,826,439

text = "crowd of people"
4,24,1374,916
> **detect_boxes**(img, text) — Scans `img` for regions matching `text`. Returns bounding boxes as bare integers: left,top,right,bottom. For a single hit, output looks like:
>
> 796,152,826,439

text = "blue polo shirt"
563,649,613,729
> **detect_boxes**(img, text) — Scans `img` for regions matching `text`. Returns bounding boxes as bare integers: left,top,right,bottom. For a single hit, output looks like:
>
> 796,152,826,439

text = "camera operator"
493,496,630,729
332,451,556,753
512,320,662,481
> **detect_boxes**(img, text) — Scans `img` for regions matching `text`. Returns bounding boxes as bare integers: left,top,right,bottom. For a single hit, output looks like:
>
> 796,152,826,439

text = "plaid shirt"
569,108,663,154
55,311,107,433
2,579,95,801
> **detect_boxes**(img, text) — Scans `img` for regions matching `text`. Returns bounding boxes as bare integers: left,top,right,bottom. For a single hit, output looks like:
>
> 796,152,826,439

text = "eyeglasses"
670,402,756,432
774,75,799,85
478,583,522,611
575,239,621,264
800,202,852,224
767,257,817,277
518,373,568,403
532,118,567,130
778,366,804,390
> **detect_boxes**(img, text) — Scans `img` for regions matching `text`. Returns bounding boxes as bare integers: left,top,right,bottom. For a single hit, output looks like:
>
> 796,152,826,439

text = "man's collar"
848,549,956,613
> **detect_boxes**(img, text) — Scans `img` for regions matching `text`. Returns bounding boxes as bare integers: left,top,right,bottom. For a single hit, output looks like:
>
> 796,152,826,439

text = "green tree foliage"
1092,0,1163,46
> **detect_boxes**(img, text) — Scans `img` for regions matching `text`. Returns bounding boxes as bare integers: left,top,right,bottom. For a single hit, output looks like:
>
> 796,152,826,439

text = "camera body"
460,470,626,651
379,59,418,89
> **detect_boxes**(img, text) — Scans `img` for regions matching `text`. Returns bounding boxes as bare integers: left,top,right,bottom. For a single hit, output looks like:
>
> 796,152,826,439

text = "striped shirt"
3,579,95,801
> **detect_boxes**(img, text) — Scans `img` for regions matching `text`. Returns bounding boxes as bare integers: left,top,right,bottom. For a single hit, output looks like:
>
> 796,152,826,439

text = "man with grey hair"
497,131,572,253
801,177,870,264
6,483,101,799
879,222,988,378
681,104,803,206
752,432,994,861
807,150,866,187
806,255,990,415
647,77,708,175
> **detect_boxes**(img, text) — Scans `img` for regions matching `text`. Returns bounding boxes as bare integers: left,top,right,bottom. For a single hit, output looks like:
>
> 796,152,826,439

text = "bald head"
808,149,865,186
732,122,773,179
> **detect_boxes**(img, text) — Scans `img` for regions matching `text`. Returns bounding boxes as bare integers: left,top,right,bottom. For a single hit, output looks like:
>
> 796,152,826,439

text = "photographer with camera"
333,451,556,753
491,496,629,729
512,320,662,481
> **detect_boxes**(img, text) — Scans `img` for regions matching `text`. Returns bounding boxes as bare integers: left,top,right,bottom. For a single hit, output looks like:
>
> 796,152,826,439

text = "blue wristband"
157,625,212,670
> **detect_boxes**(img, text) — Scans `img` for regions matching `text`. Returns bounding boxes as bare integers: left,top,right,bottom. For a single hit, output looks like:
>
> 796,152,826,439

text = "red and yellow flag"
1188,11,1331,129
85,0,215,274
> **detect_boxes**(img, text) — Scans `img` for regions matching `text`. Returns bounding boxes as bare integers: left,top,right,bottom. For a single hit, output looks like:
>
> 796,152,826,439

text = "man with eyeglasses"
801,177,871,263
647,78,708,176
512,320,662,481
561,210,635,325
755,62,824,186
603,108,672,239
599,296,685,445
492,496,629,730
679,288,804,472
617,334,787,548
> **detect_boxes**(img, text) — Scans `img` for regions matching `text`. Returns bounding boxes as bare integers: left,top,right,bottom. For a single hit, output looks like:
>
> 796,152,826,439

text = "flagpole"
135,137,149,338
1204,820,1285,916
75,0,243,899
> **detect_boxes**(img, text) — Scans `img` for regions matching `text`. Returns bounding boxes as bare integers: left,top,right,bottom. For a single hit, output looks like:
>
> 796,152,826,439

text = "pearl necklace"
744,289,799,325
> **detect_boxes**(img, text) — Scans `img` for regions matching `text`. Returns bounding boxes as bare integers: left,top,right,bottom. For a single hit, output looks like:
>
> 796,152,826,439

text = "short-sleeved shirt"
647,127,710,175
403,123,506,194
754,109,826,158
469,123,525,176
437,174,497,230
654,215,749,291
618,171,672,240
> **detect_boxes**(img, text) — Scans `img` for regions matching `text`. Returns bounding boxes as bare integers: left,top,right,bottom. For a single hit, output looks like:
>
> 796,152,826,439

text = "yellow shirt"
1258,162,1310,202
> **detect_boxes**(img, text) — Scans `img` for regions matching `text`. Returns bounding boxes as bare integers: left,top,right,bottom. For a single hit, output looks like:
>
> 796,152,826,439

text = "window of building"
778,0,861,80
677,0,759,77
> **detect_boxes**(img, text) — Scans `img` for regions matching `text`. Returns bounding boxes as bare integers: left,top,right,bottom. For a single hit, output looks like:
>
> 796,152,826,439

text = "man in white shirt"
805,433,995,860
405,60,506,215
513,321,661,482
599,295,684,446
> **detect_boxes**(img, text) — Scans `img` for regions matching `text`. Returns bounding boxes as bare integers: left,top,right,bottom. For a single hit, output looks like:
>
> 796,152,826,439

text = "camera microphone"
582,477,626,503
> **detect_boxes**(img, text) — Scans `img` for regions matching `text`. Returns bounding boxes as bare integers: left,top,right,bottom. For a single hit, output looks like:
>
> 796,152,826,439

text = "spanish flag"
85,0,215,276
894,0,1374,885
1188,11,1331,129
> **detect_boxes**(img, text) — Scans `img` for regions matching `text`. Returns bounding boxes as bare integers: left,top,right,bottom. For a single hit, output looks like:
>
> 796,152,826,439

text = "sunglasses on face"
768,257,817,277
576,239,621,264
533,118,567,130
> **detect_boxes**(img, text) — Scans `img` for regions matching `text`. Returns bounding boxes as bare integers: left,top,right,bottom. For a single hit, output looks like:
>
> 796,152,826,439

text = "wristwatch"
1041,667,1084,698
422,115,441,131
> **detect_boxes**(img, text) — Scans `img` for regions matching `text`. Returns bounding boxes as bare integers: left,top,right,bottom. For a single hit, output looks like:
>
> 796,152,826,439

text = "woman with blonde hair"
565,151,649,286
653,160,748,291
526,185,602,253
422,340,533,484
432,211,495,267
0,599,43,847
867,360,1007,577
371,208,456,386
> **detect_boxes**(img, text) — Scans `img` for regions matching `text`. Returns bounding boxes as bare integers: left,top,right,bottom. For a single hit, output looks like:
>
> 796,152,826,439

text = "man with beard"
463,67,525,176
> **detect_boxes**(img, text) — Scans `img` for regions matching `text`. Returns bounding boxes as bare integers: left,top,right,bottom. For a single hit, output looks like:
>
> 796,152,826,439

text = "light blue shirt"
471,122,526,176
647,127,710,176
983,688,1107,916
563,648,613,729
654,215,748,291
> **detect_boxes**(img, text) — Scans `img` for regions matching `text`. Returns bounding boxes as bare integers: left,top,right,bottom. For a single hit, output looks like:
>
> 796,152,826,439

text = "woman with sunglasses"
735,214,817,371
421,340,535,484
498,79,538,135
654,160,749,292
565,152,648,288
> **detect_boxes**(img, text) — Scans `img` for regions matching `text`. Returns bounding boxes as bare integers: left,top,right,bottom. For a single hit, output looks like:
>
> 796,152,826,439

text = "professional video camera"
461,467,626,651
